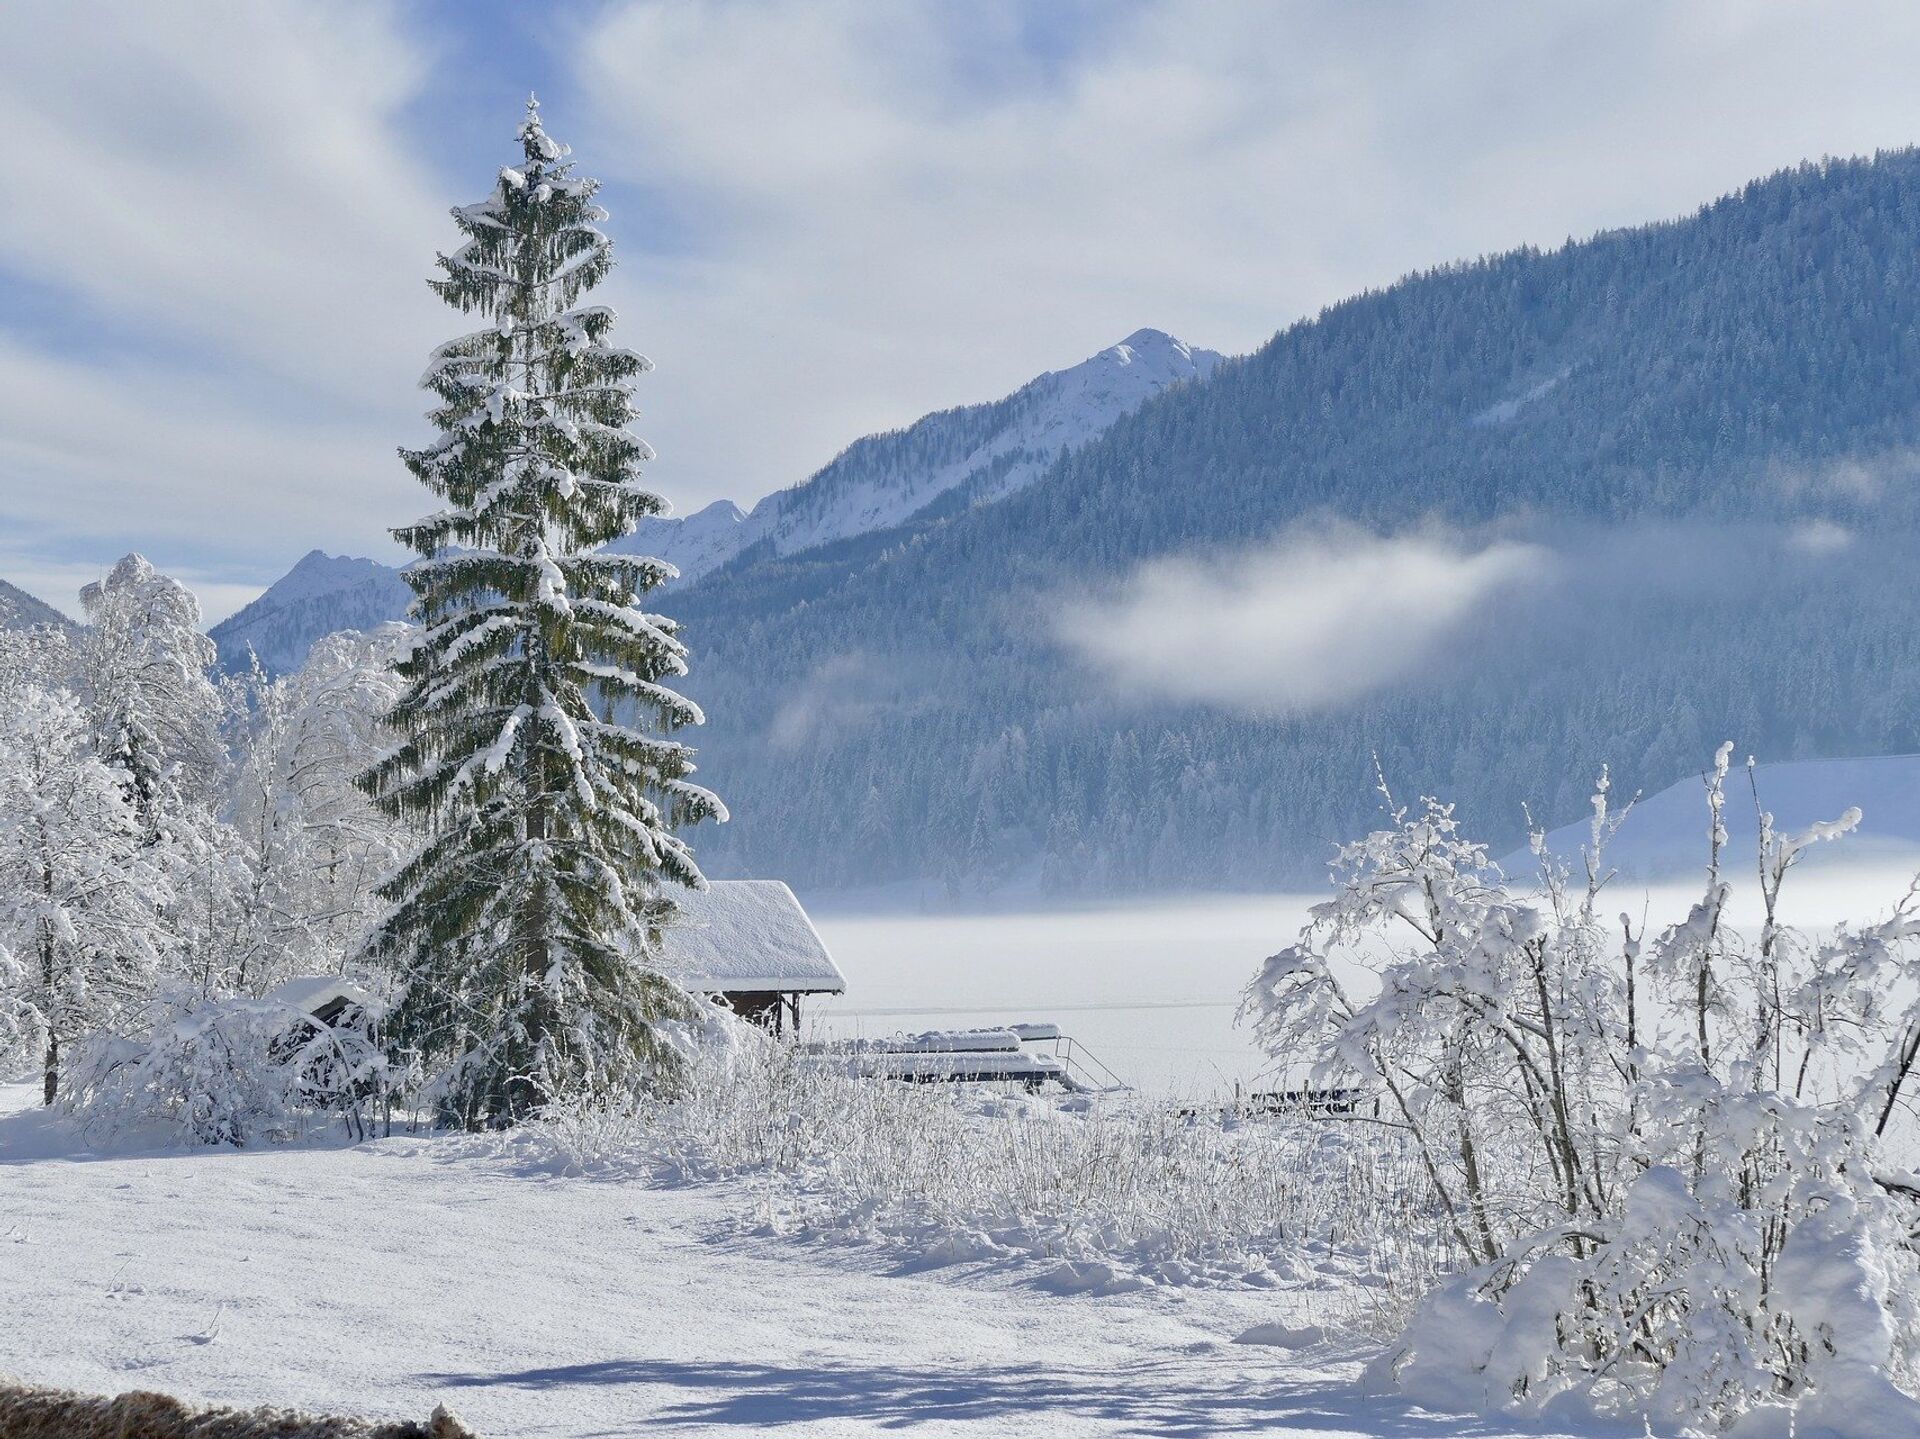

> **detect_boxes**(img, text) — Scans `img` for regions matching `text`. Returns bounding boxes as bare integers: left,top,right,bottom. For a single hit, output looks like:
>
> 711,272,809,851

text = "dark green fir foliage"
361,99,726,1129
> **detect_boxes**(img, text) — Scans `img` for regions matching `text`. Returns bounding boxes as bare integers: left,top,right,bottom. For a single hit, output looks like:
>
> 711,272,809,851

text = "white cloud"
1055,528,1547,714
1788,519,1856,557
0,2,445,401
11,0,1920,602
577,0,1920,513
0,334,412,618
0,0,445,593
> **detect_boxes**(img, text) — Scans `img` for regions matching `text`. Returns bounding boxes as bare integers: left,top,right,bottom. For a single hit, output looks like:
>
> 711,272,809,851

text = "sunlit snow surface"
0,1081,1610,1439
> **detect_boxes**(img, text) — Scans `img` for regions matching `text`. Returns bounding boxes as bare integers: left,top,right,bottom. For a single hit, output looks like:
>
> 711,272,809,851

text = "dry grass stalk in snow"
0,1381,477,1439
529,1034,1449,1329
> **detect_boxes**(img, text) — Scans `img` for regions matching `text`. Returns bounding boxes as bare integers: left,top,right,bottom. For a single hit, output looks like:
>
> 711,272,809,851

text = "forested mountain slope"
210,550,412,674
672,152,1920,895
0,578,74,633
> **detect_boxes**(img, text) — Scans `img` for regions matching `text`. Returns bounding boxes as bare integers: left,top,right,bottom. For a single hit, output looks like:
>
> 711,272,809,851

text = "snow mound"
1506,753,1920,880
1233,1321,1326,1348
1035,1259,1151,1296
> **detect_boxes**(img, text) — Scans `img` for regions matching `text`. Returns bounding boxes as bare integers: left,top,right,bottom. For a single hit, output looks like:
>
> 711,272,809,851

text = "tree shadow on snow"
416,1355,1536,1436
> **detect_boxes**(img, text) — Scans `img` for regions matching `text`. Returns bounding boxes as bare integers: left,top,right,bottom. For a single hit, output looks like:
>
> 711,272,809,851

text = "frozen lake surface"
806,896,1313,1097
805,858,1920,1096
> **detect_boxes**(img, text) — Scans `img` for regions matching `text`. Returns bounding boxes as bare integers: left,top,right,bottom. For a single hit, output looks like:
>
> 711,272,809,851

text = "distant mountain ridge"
0,577,75,633
209,550,413,674
1503,754,1920,882
615,329,1223,583
213,329,1221,674
660,150,1920,895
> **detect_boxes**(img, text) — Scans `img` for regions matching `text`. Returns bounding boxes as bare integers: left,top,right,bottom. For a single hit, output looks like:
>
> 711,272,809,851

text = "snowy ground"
0,1081,1620,1439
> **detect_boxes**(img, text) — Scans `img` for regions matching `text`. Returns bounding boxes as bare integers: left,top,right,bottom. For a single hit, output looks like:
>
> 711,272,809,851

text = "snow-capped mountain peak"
209,551,414,675
220,329,1226,672
617,329,1225,582
631,498,747,582
1107,328,1202,367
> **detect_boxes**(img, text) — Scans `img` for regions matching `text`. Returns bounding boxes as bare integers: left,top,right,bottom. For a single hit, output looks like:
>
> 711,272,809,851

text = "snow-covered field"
0,1079,1616,1439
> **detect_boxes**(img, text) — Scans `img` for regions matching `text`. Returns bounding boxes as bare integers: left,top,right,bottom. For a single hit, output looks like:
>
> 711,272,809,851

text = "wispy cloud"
1055,527,1548,715
0,1,448,613
576,0,1920,512
11,0,1920,617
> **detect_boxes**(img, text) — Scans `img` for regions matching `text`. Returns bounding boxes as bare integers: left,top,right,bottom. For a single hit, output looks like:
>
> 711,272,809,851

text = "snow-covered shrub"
61,986,385,1146
1249,754,1920,1431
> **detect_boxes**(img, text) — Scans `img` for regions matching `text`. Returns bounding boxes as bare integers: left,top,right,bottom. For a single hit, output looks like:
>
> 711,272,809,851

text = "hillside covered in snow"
1507,753,1920,881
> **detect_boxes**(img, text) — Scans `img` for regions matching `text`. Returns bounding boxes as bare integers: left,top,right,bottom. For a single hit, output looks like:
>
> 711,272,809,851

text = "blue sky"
3,0,1920,622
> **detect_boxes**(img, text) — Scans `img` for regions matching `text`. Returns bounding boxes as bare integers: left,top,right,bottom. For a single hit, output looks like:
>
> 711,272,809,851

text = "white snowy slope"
0,576,76,632
1504,753,1920,881
208,550,414,675
627,497,749,583
0,1083,1603,1439
612,329,1225,582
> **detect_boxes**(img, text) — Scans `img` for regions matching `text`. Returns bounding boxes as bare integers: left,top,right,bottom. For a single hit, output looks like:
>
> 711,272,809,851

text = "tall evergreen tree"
361,99,725,1128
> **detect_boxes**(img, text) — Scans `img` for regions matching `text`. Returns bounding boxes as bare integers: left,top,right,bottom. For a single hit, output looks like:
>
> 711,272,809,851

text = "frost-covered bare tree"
0,687,171,1103
1246,750,1920,1432
79,554,226,832
0,625,77,709
42,628,412,1146
223,626,410,996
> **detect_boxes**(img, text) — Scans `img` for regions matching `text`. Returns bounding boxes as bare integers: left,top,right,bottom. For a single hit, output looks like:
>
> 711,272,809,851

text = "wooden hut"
656,880,845,1032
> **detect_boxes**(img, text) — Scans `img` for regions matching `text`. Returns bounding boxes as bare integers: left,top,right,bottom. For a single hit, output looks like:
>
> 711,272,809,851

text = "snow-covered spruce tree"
360,100,725,1129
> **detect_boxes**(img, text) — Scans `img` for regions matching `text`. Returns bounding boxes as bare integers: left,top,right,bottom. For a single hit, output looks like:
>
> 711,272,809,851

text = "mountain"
662,151,1920,896
0,577,75,633
628,499,749,585
209,550,413,674
616,329,1223,583
1504,754,1920,883
792,328,1221,536
222,330,1220,674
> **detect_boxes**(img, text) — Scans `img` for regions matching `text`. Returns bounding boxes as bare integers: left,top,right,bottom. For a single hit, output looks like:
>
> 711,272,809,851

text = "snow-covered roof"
659,881,845,994
264,976,378,1016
